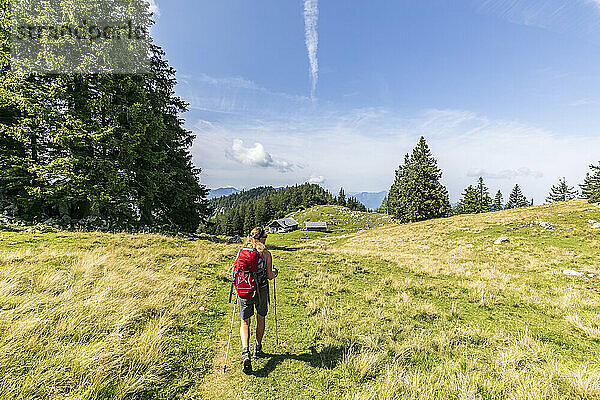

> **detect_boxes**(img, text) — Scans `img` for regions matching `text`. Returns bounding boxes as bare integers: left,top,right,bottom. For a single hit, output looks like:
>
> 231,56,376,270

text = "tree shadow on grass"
266,245,301,252
252,344,346,377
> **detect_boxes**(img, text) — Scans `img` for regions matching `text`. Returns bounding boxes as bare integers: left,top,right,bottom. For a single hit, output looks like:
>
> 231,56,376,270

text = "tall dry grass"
302,201,600,399
327,201,600,315
0,232,230,399
345,325,600,400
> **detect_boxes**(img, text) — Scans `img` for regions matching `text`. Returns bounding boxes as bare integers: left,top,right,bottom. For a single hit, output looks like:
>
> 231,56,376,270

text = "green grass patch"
2,201,600,399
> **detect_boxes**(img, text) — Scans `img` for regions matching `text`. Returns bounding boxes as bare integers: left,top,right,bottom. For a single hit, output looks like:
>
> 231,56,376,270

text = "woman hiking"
233,227,278,373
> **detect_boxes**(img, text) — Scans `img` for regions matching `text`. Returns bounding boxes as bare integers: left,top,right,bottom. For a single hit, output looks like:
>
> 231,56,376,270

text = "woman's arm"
264,250,278,280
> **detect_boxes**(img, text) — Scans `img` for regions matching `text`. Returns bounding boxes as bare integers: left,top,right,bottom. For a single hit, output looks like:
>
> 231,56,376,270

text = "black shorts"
239,285,269,320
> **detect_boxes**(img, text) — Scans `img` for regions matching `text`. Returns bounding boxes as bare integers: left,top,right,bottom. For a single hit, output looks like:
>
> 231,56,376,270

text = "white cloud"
304,0,319,100
147,0,160,17
188,105,600,203
308,175,325,184
225,139,296,173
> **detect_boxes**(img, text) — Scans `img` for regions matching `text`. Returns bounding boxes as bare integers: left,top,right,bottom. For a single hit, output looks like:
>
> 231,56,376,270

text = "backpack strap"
253,271,261,304
228,281,234,303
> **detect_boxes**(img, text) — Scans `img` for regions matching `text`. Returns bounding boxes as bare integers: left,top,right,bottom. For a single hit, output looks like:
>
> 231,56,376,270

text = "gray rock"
494,236,510,245
227,235,242,244
532,221,553,229
592,222,600,229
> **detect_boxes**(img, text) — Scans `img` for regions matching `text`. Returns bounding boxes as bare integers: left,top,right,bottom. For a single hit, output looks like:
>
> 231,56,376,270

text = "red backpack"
231,247,262,300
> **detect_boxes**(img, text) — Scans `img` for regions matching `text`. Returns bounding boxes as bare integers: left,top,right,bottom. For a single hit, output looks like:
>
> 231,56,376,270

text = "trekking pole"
223,285,237,373
273,277,279,346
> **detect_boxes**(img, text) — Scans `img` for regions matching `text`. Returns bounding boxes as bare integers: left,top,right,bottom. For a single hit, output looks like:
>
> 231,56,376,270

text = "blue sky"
150,0,600,203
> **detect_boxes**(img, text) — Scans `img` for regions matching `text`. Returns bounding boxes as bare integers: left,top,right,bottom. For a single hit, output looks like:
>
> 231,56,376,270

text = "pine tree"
346,197,367,211
232,209,243,236
377,196,389,213
455,186,479,215
546,178,578,203
337,187,347,207
207,184,336,235
0,1,209,232
492,190,503,211
580,163,600,202
243,203,255,235
386,137,451,222
505,184,529,209
455,179,491,215
218,216,228,235
263,195,273,224
475,177,493,213
254,197,267,227
224,213,235,236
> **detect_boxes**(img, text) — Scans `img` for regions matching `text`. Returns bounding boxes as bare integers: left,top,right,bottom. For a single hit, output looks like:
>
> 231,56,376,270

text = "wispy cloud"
308,174,325,184
225,139,297,173
587,0,600,8
176,72,310,116
569,99,592,107
304,0,319,100
475,0,600,42
194,73,260,90
467,167,544,180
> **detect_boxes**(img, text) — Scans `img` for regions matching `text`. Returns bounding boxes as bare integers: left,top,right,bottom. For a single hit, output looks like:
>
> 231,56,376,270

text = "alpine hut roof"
268,217,299,228
305,221,327,229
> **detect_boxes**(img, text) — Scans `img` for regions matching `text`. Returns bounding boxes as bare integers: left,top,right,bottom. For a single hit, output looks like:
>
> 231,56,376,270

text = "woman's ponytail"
242,227,266,253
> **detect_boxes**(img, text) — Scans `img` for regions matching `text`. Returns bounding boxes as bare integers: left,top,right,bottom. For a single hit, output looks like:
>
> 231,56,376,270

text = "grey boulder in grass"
494,236,510,245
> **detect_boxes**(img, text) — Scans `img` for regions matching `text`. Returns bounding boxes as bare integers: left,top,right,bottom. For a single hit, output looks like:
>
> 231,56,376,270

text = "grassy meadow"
1,200,600,399
0,231,237,399
289,204,394,233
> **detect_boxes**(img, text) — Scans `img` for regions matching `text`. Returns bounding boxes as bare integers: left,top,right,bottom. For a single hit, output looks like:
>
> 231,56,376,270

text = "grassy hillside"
203,201,600,400
0,231,239,399
1,201,600,399
289,205,393,233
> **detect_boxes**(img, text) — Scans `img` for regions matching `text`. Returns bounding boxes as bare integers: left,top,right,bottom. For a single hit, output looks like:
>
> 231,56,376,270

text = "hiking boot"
253,343,265,358
242,348,252,373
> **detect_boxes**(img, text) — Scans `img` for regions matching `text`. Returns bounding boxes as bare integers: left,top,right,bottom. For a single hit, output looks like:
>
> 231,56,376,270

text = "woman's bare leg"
240,318,251,348
256,314,265,344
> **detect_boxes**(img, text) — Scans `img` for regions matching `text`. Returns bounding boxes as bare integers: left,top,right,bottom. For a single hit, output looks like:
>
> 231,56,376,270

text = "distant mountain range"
206,187,240,200
348,191,388,211
208,187,388,211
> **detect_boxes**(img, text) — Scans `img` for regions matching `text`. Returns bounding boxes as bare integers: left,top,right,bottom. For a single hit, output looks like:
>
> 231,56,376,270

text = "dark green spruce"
346,197,367,212
386,137,451,223
492,190,504,211
505,184,529,209
455,178,492,215
0,1,208,232
337,187,347,207
546,178,578,203
207,183,335,236
580,163,600,203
